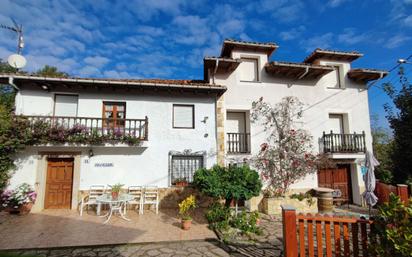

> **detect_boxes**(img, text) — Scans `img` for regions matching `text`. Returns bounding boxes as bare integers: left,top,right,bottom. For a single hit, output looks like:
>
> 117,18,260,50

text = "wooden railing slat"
299,219,305,257
334,221,341,257
316,220,323,257
343,222,350,257
325,220,332,257
308,219,315,257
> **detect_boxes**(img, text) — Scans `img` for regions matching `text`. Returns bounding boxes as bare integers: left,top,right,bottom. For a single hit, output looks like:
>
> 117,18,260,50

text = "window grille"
171,155,203,184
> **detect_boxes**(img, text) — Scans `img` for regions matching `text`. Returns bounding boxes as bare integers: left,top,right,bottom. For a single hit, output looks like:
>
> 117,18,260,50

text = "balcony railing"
25,115,148,140
227,132,251,154
322,131,366,153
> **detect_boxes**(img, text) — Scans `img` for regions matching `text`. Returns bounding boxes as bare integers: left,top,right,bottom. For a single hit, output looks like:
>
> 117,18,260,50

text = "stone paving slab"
0,240,231,257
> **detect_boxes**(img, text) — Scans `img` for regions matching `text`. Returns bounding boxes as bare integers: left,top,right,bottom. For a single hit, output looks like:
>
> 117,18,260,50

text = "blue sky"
0,0,411,128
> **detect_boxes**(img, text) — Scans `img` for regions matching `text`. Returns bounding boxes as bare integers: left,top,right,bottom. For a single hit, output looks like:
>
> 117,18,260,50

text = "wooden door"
45,158,74,209
318,164,352,202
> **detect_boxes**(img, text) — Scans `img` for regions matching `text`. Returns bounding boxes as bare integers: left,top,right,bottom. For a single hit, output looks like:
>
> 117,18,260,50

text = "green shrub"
231,210,262,235
289,192,315,206
205,202,231,230
193,165,262,205
370,194,412,257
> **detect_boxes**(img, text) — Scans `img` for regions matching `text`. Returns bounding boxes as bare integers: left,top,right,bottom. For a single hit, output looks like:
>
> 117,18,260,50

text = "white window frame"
53,93,79,117
172,104,195,129
239,57,260,82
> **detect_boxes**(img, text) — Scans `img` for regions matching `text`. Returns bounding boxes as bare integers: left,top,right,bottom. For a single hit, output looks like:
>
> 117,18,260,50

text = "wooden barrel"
316,188,334,213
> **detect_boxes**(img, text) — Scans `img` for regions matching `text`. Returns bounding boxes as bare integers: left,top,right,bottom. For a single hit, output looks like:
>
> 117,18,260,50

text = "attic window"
239,57,259,82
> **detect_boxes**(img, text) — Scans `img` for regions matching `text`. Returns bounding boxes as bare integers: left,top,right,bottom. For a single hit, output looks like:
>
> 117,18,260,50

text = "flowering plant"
178,195,197,220
1,183,37,209
251,97,317,196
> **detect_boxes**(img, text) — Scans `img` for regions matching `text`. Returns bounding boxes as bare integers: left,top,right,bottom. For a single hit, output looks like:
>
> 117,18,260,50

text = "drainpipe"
8,76,19,91
212,59,219,85
298,66,309,80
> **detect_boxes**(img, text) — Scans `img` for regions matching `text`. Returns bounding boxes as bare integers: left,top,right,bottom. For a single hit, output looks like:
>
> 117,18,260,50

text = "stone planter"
181,219,192,230
261,196,317,215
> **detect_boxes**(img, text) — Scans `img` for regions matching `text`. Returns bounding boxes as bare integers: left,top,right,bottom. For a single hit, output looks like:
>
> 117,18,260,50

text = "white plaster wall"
215,50,372,192
12,90,218,190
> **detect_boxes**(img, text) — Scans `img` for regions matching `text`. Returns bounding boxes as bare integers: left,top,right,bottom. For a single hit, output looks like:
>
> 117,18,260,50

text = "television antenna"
0,18,26,69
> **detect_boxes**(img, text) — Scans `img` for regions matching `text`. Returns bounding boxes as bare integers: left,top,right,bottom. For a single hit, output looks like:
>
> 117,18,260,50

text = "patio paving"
0,208,216,250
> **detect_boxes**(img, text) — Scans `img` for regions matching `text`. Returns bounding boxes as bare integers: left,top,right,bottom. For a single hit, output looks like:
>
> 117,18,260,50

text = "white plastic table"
96,194,134,224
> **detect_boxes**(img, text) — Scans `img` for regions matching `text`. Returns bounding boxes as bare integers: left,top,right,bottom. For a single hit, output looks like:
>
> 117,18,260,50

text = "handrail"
227,132,251,153
322,131,366,153
23,115,148,140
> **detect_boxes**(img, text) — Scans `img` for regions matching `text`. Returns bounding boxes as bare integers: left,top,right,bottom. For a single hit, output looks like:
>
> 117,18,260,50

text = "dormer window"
239,57,259,82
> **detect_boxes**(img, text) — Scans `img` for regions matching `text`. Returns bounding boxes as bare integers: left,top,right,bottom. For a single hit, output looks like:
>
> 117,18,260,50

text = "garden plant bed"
214,213,283,257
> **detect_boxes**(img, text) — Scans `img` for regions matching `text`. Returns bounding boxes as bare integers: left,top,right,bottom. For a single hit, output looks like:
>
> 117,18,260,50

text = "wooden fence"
374,181,409,204
282,205,373,257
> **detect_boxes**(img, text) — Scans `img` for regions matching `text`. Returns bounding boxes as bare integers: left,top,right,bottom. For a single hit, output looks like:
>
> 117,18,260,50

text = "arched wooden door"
317,164,353,203
45,158,74,209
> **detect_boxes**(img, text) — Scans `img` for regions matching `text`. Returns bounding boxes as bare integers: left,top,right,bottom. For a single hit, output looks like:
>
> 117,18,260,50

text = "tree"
383,67,412,184
251,96,317,196
193,165,262,206
35,65,69,78
371,114,394,183
0,59,18,73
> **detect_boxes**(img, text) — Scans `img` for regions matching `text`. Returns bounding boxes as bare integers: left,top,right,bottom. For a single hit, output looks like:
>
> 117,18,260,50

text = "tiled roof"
265,61,334,80
347,68,388,82
221,38,278,57
0,73,226,92
304,48,363,63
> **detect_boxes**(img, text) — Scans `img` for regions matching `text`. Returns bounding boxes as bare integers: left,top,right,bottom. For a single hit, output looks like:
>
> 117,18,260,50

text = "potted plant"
110,183,123,200
174,177,189,187
1,183,37,215
178,195,197,230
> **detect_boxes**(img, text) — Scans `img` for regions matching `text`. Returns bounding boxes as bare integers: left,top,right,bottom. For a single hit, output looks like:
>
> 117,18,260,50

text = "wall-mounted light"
201,116,209,123
88,149,94,158
41,84,49,90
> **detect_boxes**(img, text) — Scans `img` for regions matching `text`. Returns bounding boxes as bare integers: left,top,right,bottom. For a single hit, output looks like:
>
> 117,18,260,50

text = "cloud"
327,0,349,8
385,34,411,49
337,28,370,45
84,56,110,68
257,0,305,23
302,33,334,52
279,26,305,41
404,15,412,27
78,65,101,77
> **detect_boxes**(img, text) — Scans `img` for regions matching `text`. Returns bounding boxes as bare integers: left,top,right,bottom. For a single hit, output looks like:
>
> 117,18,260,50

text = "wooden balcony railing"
322,131,366,153
25,115,148,140
227,132,251,154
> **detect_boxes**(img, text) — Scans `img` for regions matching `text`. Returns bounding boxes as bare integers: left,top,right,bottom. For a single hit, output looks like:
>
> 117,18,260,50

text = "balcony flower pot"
181,218,192,230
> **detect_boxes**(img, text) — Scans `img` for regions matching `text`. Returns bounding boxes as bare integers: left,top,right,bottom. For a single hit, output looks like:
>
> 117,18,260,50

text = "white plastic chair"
79,185,105,216
125,186,143,215
142,186,159,214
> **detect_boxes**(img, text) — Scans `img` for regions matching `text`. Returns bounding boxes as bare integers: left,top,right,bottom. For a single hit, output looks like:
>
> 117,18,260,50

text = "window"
103,102,126,130
171,155,203,185
173,104,194,128
54,94,78,117
328,114,345,134
239,57,259,82
332,65,343,88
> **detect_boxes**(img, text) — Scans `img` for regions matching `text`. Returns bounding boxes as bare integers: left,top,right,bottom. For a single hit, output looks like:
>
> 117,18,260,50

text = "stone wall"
260,197,318,215
216,94,225,166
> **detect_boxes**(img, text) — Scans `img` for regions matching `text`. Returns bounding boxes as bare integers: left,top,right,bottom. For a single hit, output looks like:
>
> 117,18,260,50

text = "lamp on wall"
88,149,94,158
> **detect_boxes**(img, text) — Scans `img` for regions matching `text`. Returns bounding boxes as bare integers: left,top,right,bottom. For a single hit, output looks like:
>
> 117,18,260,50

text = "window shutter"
54,95,78,116
239,58,258,81
173,105,194,128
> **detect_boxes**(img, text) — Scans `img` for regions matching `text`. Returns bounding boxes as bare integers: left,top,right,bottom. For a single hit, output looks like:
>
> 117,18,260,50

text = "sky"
0,0,411,128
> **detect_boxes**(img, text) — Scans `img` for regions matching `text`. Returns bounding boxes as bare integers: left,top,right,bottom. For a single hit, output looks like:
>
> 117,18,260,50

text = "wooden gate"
45,158,74,209
318,164,352,203
282,206,373,257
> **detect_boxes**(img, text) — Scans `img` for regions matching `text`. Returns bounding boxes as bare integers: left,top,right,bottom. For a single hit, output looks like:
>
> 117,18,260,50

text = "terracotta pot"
111,191,119,200
175,181,188,187
6,202,33,215
181,219,192,230
256,218,261,226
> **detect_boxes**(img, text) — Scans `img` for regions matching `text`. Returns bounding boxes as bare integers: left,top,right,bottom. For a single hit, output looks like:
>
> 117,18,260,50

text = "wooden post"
396,184,409,203
282,205,298,257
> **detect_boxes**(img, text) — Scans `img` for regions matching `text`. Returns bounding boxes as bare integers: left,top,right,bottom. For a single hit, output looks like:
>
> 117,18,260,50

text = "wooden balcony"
25,115,148,140
227,132,251,154
322,131,366,154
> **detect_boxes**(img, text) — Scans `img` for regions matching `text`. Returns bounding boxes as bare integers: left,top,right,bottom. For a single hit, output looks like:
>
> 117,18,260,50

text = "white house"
0,39,387,211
